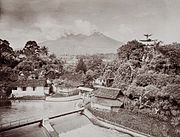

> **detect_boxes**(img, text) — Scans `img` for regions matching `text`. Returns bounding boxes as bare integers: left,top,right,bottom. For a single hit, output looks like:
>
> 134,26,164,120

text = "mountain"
39,32,123,56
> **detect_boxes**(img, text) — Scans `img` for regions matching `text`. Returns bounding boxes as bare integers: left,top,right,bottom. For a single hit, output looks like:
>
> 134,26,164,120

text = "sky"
0,0,180,49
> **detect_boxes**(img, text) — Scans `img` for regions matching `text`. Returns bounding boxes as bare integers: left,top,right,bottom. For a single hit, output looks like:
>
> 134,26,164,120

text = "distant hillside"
39,32,122,56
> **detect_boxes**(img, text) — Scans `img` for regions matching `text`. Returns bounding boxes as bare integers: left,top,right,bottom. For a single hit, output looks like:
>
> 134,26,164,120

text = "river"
0,100,131,137
0,100,78,124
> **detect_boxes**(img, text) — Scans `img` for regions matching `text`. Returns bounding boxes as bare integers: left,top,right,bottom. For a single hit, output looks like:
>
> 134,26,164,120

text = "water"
0,100,131,137
0,100,78,124
51,113,131,137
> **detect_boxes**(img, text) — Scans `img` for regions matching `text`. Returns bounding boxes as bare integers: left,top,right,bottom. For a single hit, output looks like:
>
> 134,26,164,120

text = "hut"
91,87,123,112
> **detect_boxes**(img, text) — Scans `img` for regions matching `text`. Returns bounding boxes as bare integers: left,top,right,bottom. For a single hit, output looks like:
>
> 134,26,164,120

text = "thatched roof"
93,86,121,99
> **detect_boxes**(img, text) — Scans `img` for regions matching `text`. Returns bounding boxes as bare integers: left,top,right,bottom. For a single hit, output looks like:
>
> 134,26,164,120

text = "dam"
0,100,132,137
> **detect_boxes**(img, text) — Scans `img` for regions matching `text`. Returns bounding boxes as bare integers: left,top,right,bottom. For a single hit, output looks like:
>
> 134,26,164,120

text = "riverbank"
11,96,46,100
83,109,145,137
88,107,180,137
50,112,131,137
0,100,12,107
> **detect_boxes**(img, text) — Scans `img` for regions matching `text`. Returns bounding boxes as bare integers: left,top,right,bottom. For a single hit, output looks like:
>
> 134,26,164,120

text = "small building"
77,86,94,99
12,86,45,97
93,77,106,86
91,87,124,112
11,80,46,97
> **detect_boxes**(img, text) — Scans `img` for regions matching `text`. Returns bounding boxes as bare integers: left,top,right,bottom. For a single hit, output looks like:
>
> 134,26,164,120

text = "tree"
75,58,87,74
0,39,19,82
16,60,34,71
117,40,145,61
157,43,180,74
14,49,23,57
23,41,40,56
83,69,95,86
49,53,56,60
0,39,17,66
113,63,132,88
86,55,103,71
159,84,180,103
40,46,48,55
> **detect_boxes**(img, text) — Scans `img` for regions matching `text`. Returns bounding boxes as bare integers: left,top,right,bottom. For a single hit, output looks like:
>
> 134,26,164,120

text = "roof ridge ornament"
139,34,157,45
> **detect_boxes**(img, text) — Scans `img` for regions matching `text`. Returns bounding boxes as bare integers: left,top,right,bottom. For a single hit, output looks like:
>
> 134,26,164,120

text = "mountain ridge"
39,32,123,56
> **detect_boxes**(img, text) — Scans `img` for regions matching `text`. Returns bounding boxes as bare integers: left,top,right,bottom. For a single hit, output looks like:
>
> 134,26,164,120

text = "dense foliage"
0,39,64,98
75,58,87,74
1,37,180,131
0,39,18,82
110,40,180,129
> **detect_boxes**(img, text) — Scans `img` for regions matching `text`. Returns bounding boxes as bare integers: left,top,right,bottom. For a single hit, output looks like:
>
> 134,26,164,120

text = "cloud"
34,17,65,40
70,20,97,35
0,17,98,48
106,24,135,42
0,0,180,48
118,24,133,35
34,18,97,40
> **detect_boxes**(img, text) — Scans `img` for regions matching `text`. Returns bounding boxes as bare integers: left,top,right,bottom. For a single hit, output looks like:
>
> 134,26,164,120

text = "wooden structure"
91,87,123,112
139,34,156,45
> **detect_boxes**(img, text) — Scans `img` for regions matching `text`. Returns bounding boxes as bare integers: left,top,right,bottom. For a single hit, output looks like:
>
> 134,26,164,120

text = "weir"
0,107,84,133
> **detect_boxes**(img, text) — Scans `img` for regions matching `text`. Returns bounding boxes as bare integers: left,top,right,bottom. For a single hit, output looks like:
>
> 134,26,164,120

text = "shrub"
143,85,160,99
112,83,128,93
157,44,180,66
158,84,180,103
113,63,132,87
135,73,157,87
125,85,145,98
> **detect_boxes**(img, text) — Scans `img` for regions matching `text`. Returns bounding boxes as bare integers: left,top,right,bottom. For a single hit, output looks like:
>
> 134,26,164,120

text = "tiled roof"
9,79,45,87
91,97,123,107
93,86,121,99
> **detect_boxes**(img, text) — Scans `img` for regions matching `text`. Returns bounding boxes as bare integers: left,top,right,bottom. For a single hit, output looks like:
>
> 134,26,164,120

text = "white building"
11,80,47,97
77,86,94,100
93,78,106,86
12,86,45,97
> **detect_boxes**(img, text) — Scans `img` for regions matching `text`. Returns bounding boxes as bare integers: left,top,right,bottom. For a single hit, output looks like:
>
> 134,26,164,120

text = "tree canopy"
75,58,87,74
23,41,40,56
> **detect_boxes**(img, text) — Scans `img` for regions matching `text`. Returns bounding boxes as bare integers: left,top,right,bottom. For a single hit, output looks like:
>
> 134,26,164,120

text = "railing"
0,108,84,132
49,107,84,119
0,115,43,132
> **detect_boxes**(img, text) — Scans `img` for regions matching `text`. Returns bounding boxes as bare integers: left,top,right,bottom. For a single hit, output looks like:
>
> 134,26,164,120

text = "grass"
88,107,180,137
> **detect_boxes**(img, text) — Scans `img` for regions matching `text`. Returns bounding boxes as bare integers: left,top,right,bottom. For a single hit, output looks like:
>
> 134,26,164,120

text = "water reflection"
0,100,79,124
0,101,12,107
